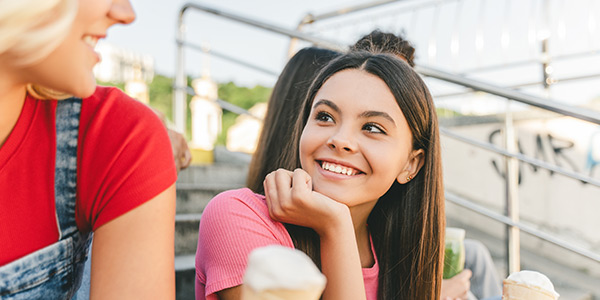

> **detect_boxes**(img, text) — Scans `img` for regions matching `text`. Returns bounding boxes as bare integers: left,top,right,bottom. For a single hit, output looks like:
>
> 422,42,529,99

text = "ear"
397,149,425,184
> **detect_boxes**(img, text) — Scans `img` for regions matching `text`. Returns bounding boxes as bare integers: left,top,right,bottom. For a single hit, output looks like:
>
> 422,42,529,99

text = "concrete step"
175,254,195,300
174,154,250,299
176,158,249,214
175,213,202,256
177,163,248,185
176,182,244,214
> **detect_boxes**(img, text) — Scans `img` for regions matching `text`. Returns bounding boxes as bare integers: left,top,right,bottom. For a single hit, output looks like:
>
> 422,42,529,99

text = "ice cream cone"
502,270,559,300
242,245,326,300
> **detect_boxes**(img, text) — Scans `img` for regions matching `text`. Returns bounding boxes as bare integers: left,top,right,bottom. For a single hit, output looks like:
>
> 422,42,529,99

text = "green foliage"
97,76,271,145
96,80,124,91
436,107,462,118
218,81,271,110
147,74,173,123
215,82,270,145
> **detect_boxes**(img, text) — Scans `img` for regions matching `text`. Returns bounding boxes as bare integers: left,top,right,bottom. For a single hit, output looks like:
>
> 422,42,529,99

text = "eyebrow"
313,99,396,126
359,111,396,126
313,99,340,113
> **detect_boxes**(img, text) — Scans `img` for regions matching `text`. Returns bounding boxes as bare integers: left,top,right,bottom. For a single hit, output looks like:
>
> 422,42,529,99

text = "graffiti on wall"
487,128,600,184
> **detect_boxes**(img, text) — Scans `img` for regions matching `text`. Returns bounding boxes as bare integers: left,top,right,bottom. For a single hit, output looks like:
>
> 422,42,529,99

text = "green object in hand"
443,242,464,279
443,227,466,279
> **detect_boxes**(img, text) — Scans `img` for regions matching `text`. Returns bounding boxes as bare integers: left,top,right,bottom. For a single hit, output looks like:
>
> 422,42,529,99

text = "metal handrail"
416,65,600,126
180,41,280,77
440,128,600,187
446,192,600,263
174,2,600,271
177,3,600,127
175,2,346,133
433,71,600,99
289,0,402,57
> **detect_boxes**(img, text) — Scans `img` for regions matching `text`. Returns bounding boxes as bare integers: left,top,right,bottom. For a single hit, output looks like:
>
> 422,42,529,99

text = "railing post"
174,8,188,135
287,15,312,58
504,100,520,275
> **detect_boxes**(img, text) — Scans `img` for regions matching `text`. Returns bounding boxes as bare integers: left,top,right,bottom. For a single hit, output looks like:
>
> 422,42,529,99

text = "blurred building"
226,103,267,154
93,42,154,84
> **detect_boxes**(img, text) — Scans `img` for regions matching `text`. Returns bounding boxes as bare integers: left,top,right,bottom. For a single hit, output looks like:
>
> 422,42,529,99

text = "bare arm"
318,208,365,300
264,169,367,300
90,184,176,300
213,212,365,300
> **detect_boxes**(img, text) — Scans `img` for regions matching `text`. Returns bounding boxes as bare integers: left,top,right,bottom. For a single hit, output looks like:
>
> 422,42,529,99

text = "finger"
274,169,293,209
181,148,192,169
263,173,281,220
459,269,472,280
264,173,277,205
291,169,312,199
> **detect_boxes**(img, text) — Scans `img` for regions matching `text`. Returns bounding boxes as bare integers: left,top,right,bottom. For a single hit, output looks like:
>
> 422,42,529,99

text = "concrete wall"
441,115,600,276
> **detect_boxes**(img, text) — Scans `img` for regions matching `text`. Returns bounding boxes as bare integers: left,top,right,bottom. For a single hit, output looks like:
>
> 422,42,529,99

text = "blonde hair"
1,0,78,99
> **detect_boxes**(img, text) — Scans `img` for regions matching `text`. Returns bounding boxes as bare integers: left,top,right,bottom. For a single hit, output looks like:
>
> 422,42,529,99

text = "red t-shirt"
0,86,177,266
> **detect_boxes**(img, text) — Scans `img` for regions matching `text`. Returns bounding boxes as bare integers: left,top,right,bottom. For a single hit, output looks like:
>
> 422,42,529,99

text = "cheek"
369,144,409,176
298,127,313,168
299,124,327,168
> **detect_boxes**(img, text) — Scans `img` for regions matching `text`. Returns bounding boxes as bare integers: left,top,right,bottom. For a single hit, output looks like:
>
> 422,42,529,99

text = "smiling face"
16,0,135,98
299,68,423,213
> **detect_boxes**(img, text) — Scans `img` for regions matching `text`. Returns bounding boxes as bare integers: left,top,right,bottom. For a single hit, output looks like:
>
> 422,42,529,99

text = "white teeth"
321,162,357,176
83,35,98,48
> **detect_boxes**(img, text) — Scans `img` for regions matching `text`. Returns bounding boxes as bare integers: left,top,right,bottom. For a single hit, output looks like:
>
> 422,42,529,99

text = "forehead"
313,69,403,118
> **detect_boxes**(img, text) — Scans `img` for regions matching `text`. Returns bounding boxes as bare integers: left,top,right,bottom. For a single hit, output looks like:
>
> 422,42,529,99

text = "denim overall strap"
0,97,91,299
55,97,82,239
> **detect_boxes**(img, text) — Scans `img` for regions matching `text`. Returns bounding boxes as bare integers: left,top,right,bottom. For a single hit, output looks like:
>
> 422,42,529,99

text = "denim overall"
0,98,92,299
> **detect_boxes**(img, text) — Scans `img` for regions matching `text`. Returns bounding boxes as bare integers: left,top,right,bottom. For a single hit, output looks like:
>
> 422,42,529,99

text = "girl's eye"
315,111,334,123
363,123,386,134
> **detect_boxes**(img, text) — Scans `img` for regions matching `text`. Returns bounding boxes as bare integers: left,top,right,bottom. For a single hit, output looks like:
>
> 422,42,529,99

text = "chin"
314,184,349,203
69,81,97,98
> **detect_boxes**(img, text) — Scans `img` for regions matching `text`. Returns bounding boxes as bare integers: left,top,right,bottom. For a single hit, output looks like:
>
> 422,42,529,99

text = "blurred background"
96,0,600,299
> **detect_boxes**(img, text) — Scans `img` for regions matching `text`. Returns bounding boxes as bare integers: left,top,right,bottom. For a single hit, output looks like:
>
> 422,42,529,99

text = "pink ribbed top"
194,188,378,300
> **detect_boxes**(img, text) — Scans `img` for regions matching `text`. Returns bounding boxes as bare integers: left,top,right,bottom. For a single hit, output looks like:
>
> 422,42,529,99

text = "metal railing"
174,2,600,275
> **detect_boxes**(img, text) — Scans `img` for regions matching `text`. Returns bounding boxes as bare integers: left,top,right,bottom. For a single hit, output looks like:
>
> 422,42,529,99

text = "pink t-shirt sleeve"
195,188,294,300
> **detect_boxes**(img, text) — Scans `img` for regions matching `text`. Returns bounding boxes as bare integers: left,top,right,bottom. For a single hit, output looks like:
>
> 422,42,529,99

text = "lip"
315,158,365,179
82,34,105,63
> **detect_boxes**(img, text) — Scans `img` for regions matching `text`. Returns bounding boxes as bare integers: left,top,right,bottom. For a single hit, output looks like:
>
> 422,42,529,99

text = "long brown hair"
247,47,340,194
287,51,445,300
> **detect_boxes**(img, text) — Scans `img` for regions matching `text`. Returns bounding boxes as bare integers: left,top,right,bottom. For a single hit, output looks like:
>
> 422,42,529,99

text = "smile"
82,35,99,48
318,160,363,176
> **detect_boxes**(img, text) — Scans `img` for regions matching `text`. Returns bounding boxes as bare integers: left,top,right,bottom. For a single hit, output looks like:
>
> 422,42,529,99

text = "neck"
349,202,377,268
0,67,28,147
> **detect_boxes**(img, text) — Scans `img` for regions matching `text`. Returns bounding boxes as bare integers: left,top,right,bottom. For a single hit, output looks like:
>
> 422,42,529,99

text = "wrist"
315,205,352,238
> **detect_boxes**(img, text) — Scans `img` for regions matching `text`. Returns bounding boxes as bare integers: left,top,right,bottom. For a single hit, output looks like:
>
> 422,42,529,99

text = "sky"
104,0,365,87
103,0,600,110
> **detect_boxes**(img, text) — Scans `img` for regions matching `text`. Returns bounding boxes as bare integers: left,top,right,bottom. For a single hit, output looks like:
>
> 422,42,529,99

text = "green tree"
97,76,271,145
216,82,271,145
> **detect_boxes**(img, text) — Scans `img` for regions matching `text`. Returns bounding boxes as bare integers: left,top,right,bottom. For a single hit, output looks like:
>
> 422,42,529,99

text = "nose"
327,129,357,153
109,0,136,24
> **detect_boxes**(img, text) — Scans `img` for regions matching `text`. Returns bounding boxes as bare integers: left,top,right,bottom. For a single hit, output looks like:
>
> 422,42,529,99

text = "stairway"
175,147,250,300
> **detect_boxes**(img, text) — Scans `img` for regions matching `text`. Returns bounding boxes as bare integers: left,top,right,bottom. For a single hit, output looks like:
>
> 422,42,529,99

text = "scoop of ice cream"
506,270,559,298
243,245,326,291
